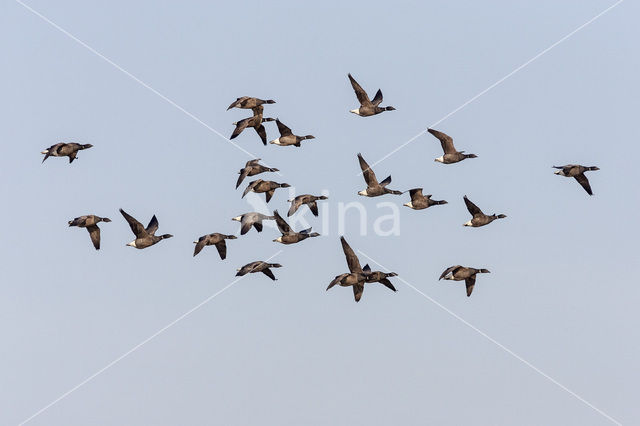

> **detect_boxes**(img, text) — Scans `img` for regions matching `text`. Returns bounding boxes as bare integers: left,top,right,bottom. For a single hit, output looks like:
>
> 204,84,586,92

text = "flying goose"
348,74,395,117
68,215,111,250
439,266,490,297
236,261,282,280
403,188,448,210
463,195,506,227
326,237,367,302
427,129,477,164
236,159,279,189
41,143,93,163
362,264,398,292
357,153,403,197
553,164,600,195
287,194,328,217
120,208,173,249
230,105,275,145
227,96,275,110
242,179,291,202
326,236,396,302
269,119,315,147
193,233,237,259
272,210,320,245
231,212,275,235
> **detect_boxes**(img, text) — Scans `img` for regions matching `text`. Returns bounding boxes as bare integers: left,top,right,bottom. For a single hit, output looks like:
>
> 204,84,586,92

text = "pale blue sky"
1,1,639,425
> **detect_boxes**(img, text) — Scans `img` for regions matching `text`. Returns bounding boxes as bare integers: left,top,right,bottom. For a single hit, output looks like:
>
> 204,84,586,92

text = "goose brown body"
553,164,600,195
348,74,395,117
462,196,506,227
193,233,237,259
120,208,173,249
236,159,279,189
287,194,328,217
68,214,111,250
362,264,398,292
427,128,477,164
269,119,315,147
357,153,403,197
242,179,291,202
327,236,396,302
272,210,320,245
230,105,275,145
236,261,282,280
41,143,93,163
439,266,490,297
403,188,448,210
231,212,275,235
227,96,275,110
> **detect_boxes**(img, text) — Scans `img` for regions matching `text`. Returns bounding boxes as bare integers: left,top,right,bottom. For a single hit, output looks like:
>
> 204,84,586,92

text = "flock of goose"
42,74,600,302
